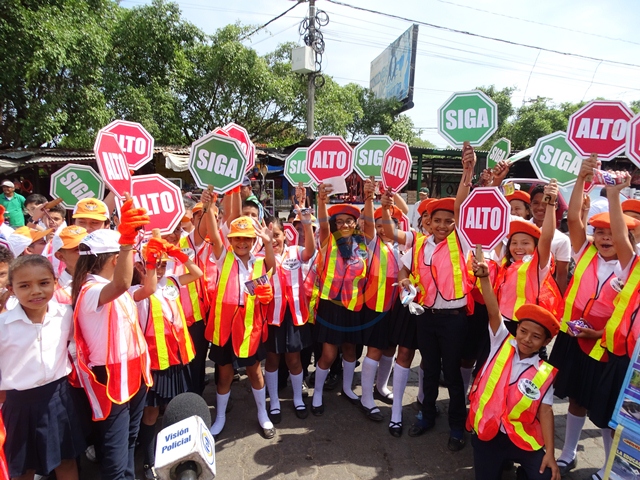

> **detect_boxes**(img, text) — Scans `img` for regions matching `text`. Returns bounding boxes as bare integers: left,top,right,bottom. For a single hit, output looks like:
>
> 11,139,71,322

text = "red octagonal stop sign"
223,123,255,173
103,120,155,170
128,174,185,236
94,130,132,197
381,142,412,193
625,113,640,169
567,100,633,161
307,136,354,185
459,187,510,250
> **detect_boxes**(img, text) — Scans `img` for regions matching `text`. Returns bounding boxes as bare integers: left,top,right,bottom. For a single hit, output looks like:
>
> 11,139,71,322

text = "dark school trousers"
416,308,467,430
187,320,209,395
93,381,147,480
472,432,551,480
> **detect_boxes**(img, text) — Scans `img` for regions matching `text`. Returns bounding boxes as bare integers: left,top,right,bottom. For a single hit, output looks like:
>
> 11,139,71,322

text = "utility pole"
306,0,316,140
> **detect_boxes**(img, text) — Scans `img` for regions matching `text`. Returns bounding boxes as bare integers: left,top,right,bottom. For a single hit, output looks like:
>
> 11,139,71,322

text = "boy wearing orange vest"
470,256,560,480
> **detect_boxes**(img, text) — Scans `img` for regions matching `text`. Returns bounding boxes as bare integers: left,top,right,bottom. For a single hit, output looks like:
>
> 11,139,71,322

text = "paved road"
78,353,609,479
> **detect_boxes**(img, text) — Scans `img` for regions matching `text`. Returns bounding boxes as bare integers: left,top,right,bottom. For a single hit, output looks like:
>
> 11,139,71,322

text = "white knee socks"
264,370,280,413
360,357,378,409
312,366,329,408
599,427,613,476
252,386,273,429
376,355,394,397
290,371,305,408
391,364,410,424
210,391,230,436
558,412,586,464
342,359,359,400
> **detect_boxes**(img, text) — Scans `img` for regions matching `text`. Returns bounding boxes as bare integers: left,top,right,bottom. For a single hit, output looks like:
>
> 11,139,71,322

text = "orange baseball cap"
72,198,109,221
508,220,541,239
8,227,54,256
515,304,560,337
622,199,640,215
506,190,531,205
227,216,257,238
589,212,640,230
417,198,436,217
428,198,455,215
52,226,87,253
328,204,360,219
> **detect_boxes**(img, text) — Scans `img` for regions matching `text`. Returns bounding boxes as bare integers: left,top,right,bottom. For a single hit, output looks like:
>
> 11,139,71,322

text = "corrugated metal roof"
23,155,94,165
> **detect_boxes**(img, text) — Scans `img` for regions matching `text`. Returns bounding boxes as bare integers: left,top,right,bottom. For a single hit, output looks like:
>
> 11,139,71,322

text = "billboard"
369,24,419,112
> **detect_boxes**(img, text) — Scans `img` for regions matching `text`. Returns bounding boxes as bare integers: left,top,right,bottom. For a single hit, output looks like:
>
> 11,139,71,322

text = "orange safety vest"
0,411,7,480
410,230,470,308
73,283,152,421
364,238,401,312
144,278,196,371
562,244,618,361
176,236,206,326
54,281,72,305
466,251,499,305
467,336,557,451
270,246,317,326
495,251,563,322
317,235,368,312
602,257,640,357
205,252,268,358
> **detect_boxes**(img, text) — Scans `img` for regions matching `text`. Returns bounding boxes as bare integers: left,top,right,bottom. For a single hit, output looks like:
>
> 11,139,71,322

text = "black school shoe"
408,419,435,437
447,430,466,452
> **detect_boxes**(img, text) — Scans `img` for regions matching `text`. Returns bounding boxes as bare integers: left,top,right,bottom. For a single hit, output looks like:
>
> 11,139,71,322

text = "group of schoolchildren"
0,146,638,480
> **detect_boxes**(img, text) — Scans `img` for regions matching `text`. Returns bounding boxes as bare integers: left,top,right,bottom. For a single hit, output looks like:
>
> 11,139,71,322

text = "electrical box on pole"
292,46,316,74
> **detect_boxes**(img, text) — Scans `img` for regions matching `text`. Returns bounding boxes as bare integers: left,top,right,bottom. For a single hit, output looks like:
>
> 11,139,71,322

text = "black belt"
426,308,461,315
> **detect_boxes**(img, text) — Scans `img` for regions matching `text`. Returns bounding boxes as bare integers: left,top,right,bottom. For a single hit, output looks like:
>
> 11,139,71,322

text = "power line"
324,0,640,69
240,1,304,40
433,0,640,46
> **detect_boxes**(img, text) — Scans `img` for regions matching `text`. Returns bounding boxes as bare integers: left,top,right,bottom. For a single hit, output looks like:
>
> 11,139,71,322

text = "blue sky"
121,0,640,147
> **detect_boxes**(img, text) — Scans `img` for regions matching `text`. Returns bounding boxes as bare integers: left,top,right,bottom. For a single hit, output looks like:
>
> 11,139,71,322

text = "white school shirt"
400,229,469,309
76,274,139,367
0,299,73,390
483,319,554,427
573,241,621,291
528,218,571,263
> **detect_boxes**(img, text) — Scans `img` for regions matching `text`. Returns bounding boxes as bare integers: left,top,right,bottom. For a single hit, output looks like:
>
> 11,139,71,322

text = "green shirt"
0,193,25,227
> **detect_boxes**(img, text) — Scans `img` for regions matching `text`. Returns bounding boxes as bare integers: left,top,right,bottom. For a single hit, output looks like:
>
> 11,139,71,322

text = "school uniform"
134,276,195,407
266,246,316,354
206,249,269,367
0,300,85,478
467,319,556,480
74,274,151,480
402,228,471,432
549,242,619,409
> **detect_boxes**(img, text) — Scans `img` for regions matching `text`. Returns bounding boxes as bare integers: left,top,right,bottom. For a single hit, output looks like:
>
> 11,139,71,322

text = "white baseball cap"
79,229,121,256
1,180,14,188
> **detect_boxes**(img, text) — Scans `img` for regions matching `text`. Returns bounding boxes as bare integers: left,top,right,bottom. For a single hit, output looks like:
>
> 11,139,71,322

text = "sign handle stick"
585,153,597,183
203,185,214,213
475,244,485,262
151,228,161,238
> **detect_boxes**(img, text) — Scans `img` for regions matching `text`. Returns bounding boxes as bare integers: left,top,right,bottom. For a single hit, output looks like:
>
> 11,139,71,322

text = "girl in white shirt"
0,255,84,480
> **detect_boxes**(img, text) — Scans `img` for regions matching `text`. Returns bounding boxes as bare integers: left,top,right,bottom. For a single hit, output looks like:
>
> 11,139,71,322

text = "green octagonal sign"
530,131,581,188
353,135,393,180
284,148,314,187
437,90,498,147
487,138,511,169
50,164,105,210
189,132,247,194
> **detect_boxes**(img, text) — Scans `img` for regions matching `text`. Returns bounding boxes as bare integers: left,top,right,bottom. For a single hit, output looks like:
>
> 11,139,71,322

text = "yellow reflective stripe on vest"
320,237,338,300
347,243,367,311
238,258,265,358
447,232,464,299
508,362,554,450
375,241,389,312
150,295,170,371
562,245,598,332
214,253,236,346
473,340,514,433
168,278,195,363
179,237,203,322
513,262,529,320
605,260,640,354
410,236,427,289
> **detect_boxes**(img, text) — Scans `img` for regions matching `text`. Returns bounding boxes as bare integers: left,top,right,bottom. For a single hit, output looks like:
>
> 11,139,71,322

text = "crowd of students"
0,147,638,480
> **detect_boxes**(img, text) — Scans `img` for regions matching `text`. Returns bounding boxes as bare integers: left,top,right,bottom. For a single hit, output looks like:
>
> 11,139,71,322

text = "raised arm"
490,160,510,187
132,237,163,302
607,173,635,269
392,192,409,214
202,189,224,260
473,253,502,335
537,182,558,270
381,193,408,245
362,179,376,241
317,183,332,245
567,159,595,252
257,224,276,272
297,204,316,263
454,145,476,225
